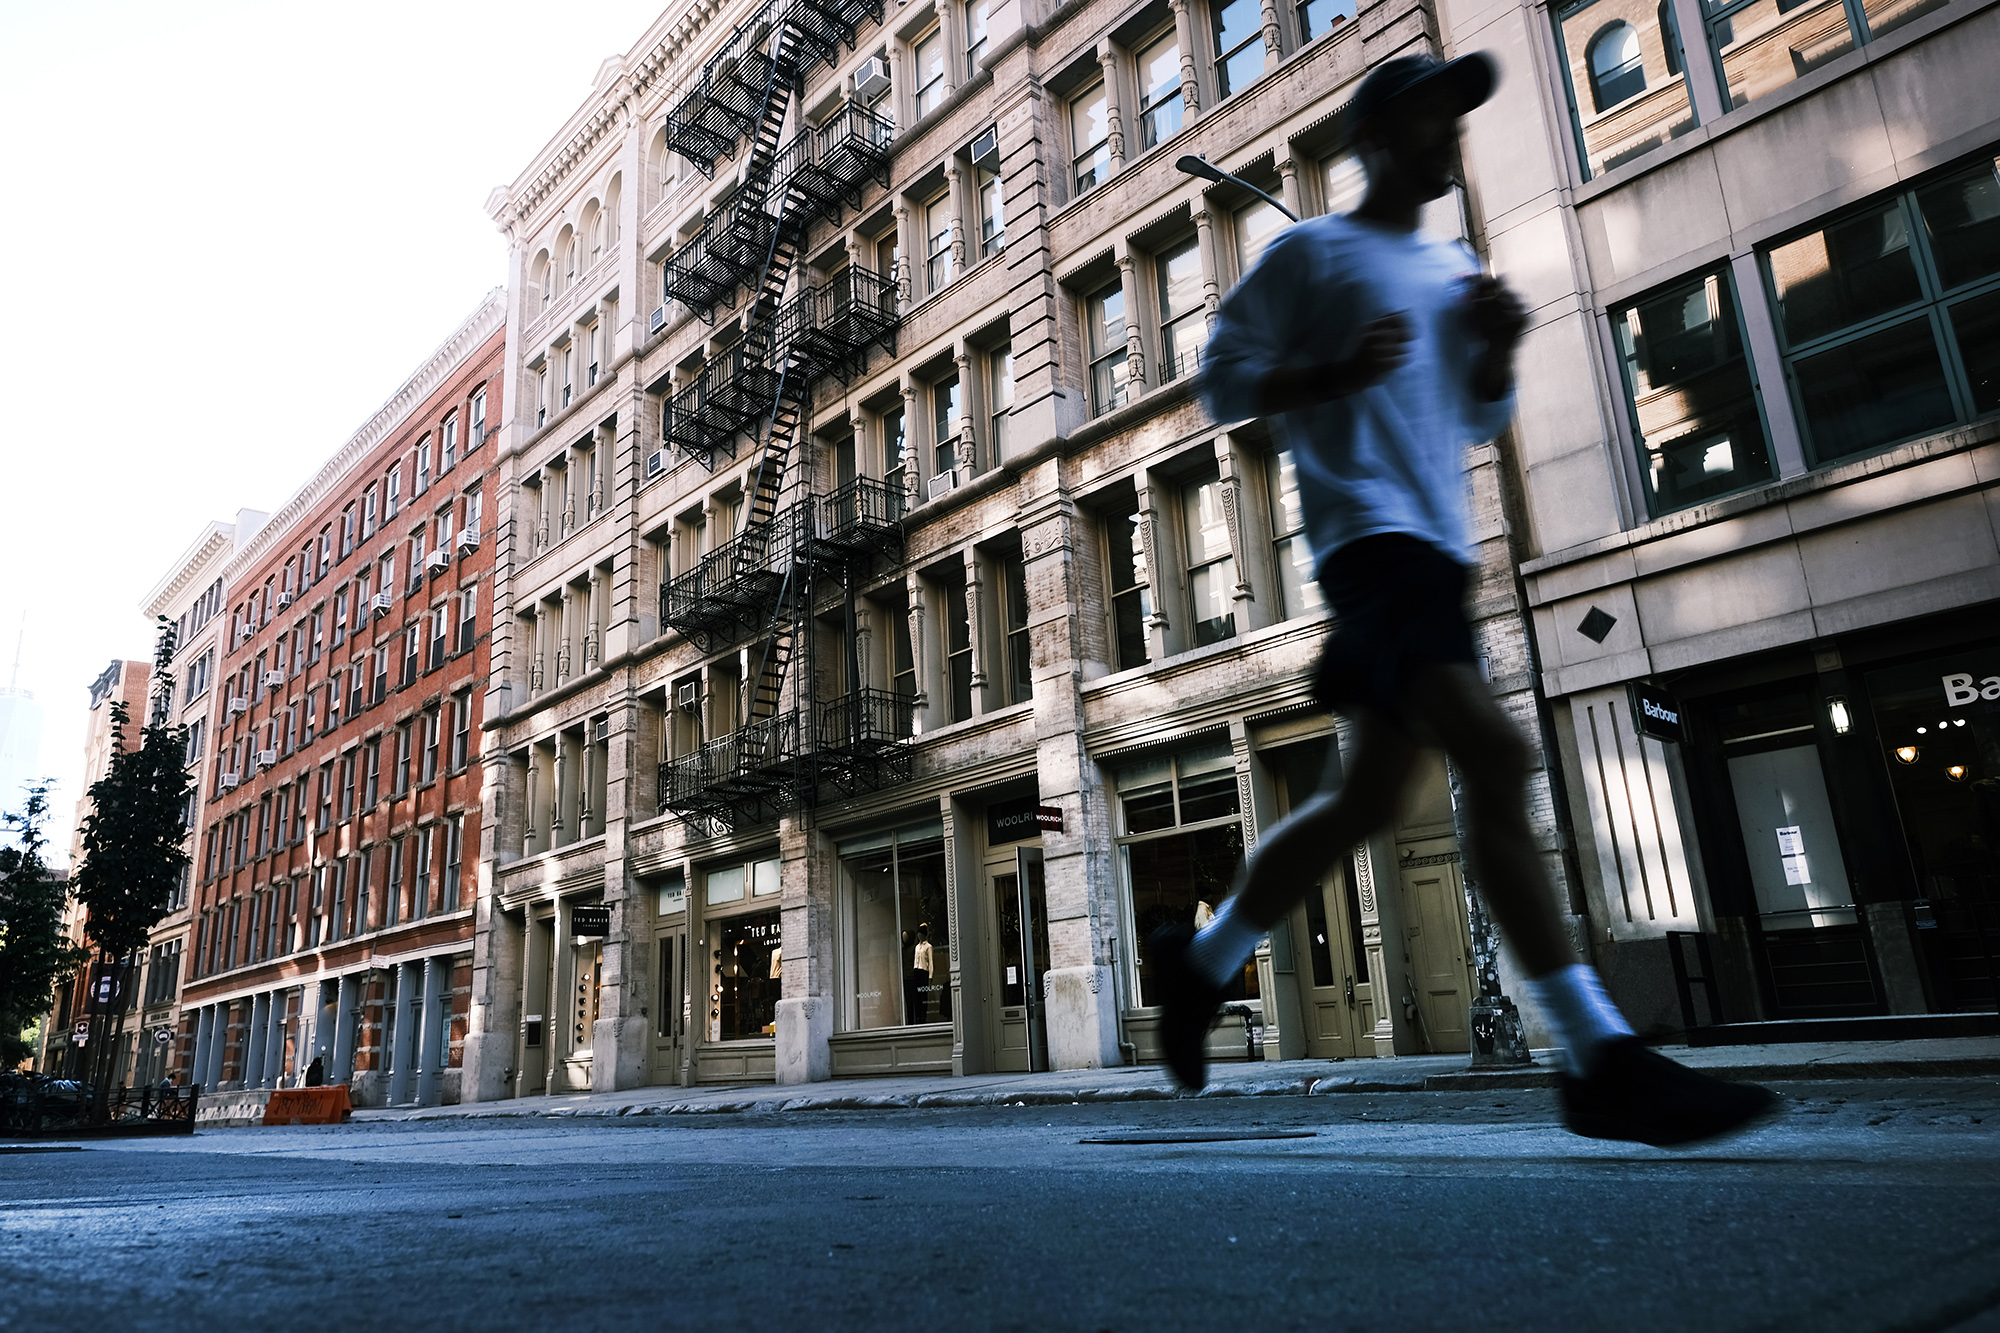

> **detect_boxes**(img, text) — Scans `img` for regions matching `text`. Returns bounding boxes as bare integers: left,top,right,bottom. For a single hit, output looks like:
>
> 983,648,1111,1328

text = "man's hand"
1464,276,1525,402
1464,276,1526,350
1257,312,1412,415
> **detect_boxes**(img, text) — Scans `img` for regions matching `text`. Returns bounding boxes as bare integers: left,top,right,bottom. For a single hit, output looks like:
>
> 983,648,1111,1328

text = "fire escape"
655,0,912,836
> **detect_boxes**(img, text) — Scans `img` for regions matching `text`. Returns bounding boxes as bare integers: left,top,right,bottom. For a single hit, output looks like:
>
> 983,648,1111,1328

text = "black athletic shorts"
1309,533,1477,722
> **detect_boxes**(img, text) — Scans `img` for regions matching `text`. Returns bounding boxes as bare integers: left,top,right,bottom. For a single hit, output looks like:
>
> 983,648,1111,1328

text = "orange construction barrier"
262,1085,352,1126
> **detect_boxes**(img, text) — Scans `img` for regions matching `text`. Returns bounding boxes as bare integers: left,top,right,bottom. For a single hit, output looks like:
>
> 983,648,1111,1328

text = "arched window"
1587,22,1645,112
530,250,551,310
605,175,622,246
582,203,602,266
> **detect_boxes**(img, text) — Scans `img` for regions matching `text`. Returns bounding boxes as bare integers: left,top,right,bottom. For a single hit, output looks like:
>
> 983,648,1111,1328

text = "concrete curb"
339,1052,2000,1127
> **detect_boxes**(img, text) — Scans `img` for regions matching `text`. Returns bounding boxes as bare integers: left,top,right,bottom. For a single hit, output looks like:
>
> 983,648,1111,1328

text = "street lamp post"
1174,155,1300,222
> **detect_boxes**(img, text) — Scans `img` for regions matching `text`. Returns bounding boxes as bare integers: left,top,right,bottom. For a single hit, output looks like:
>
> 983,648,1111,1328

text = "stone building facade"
469,0,1574,1099
128,510,269,1085
1448,0,2000,1025
177,295,506,1107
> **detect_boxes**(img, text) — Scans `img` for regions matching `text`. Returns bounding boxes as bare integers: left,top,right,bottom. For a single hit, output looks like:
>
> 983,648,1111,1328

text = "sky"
0,0,670,856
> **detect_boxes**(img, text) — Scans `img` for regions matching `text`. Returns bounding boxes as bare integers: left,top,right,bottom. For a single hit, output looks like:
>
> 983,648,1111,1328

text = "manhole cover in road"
1080,1130,1319,1145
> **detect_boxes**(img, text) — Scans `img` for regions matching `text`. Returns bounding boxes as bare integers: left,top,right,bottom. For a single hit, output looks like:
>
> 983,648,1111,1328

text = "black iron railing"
773,267,900,388
815,476,905,562
0,1076,201,1137
659,713,803,832
664,343,786,467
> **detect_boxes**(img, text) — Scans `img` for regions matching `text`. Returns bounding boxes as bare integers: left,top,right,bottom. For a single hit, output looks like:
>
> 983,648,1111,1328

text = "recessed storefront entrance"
989,847,1050,1073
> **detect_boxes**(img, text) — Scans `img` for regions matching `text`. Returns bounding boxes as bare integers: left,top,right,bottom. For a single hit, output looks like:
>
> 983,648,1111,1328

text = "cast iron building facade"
1448,0,2000,1024
179,295,506,1107
470,0,1569,1098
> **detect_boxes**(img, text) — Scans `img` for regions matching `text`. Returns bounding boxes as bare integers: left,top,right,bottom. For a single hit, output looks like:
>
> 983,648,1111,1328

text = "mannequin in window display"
910,924,935,1022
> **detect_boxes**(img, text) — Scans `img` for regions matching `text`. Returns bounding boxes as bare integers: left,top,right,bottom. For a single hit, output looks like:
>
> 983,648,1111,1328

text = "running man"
1163,51,1775,1146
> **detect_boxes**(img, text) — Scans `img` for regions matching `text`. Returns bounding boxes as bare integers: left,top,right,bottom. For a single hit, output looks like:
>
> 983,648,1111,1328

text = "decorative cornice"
222,289,506,588
491,1,737,232
141,522,234,619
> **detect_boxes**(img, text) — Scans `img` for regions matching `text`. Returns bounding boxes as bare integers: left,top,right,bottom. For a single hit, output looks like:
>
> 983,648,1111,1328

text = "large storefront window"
840,820,952,1029
710,908,781,1041
1866,649,2000,1011
1116,742,1250,1005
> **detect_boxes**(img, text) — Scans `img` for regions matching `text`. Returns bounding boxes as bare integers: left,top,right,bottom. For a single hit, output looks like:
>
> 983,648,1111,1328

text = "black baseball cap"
1344,51,1498,135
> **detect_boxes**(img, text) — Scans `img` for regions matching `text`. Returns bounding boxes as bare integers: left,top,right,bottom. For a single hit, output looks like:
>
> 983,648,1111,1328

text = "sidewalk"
349,1036,2000,1125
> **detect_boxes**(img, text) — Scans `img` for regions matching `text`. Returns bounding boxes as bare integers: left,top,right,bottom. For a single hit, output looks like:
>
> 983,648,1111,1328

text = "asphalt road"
6,1079,1998,1333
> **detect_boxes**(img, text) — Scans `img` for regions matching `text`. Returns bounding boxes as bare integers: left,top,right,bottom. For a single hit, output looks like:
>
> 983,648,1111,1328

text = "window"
316,765,333,831
1553,0,1693,179
380,551,397,603
889,591,918,705
1766,162,2000,463
347,658,365,716
353,570,371,633
967,0,992,68
1135,33,1184,152
977,168,1004,258
1234,198,1287,276
422,708,441,785
414,827,433,919
393,723,413,796
332,590,348,648
562,345,574,408
293,780,307,843
883,405,909,497
371,646,388,705
839,821,951,1030
339,506,356,559
1612,267,1774,513
385,465,401,519
941,565,974,722
1266,449,1326,619
987,343,1014,459
362,487,378,539
384,837,404,927
457,585,478,655
708,903,781,1041
427,606,448,672
1213,0,1265,98
925,191,954,293
1001,552,1032,705
536,365,549,428
1104,494,1151,670
309,609,324,663
451,690,472,771
913,26,946,117
932,375,961,477
1296,0,1354,41
416,436,432,496
443,815,464,911
1086,282,1129,415
1157,237,1206,382
410,530,427,592
364,739,381,806
401,625,420,687
1182,471,1237,646
587,323,601,388
1071,82,1111,193
339,753,356,820
1697,0,1929,115
1116,742,1248,1006
316,529,331,579
471,387,487,447
442,411,458,472
355,848,372,936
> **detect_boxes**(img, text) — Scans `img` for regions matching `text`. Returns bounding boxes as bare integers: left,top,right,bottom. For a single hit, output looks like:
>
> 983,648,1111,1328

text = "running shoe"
1561,1037,1779,1146
1150,922,1226,1092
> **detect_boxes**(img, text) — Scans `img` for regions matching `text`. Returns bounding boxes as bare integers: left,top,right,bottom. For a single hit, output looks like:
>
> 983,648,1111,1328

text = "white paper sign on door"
1776,826,1810,885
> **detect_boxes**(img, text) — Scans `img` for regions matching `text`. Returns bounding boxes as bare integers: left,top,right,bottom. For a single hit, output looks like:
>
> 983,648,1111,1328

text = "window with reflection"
1103,493,1152,671
1157,237,1206,382
913,27,947,117
1266,448,1325,618
1553,0,1694,179
1765,158,2000,464
840,821,952,1030
1182,470,1237,646
1213,0,1266,98
1234,198,1287,277
1698,0,1945,115
1071,81,1111,193
1612,267,1774,513
1135,34,1184,151
1116,743,1250,1006
1296,0,1355,41
1087,281,1129,415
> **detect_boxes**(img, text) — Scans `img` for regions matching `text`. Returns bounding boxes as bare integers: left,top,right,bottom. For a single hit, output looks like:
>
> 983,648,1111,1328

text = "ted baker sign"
1944,672,2000,706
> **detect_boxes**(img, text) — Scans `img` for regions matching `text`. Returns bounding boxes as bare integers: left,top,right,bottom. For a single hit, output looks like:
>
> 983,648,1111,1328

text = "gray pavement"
351,1035,2000,1122
6,1077,1999,1332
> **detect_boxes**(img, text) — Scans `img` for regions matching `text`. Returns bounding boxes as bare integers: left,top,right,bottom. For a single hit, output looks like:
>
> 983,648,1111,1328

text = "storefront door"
651,930,687,1085
990,848,1050,1072
1401,856,1473,1054
517,913,553,1097
1288,855,1372,1059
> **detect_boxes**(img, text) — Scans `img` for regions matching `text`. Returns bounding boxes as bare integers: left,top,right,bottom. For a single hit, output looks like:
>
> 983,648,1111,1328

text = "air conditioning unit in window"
854,55,891,101
238,624,257,644
675,682,701,714
648,305,667,335
591,716,609,744
275,592,294,611
219,772,240,791
427,549,452,575
261,671,284,690
371,592,393,618
256,749,277,770
926,469,961,502
457,527,480,554
227,696,248,717
970,125,1001,172
645,449,666,479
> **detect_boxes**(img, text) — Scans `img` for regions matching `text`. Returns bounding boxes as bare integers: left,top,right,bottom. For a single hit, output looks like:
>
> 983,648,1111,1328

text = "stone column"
263,990,289,1087
1131,472,1172,662
1259,0,1284,60
906,570,934,734
1115,250,1146,397
773,818,830,1085
962,547,988,709
1192,205,1223,325
1213,433,1258,622
953,346,976,475
331,973,359,1084
1277,155,1303,221
191,1005,214,1093
245,993,270,1089
892,201,913,311
416,955,448,1106
389,962,420,1104
1098,44,1127,174
1169,0,1204,122
899,379,922,505
946,159,969,282
206,1005,229,1092
558,587,576,684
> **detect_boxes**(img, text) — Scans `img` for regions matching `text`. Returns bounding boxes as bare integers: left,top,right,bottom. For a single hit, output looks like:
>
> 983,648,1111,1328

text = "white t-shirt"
1202,214,1515,569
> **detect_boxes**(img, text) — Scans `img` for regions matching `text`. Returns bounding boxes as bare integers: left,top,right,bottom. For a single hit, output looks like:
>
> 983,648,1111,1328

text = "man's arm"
1254,314,1413,415
1464,275,1527,403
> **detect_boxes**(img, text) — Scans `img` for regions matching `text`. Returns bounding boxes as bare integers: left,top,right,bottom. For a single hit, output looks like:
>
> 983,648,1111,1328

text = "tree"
73,620,192,1117
0,781,84,1069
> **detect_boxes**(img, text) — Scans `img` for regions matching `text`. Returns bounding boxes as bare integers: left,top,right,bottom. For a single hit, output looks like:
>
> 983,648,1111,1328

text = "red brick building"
181,294,504,1107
